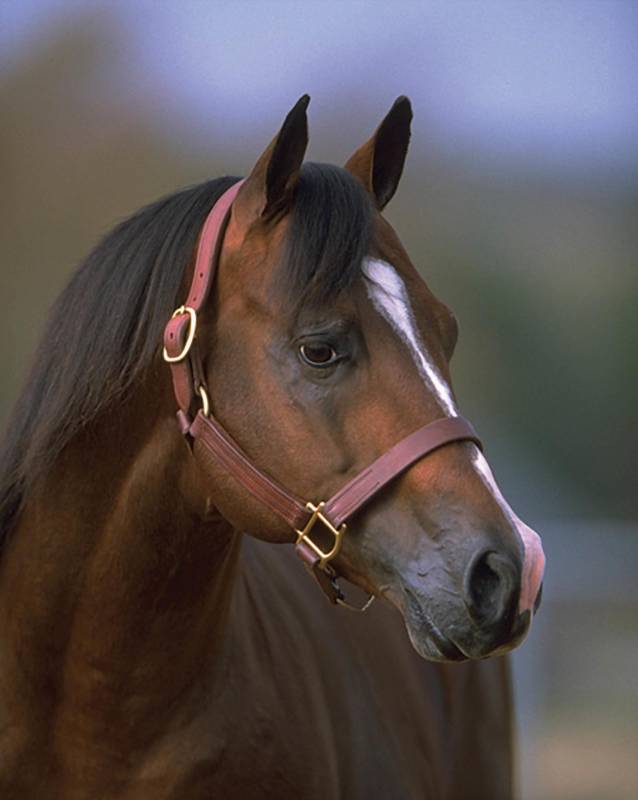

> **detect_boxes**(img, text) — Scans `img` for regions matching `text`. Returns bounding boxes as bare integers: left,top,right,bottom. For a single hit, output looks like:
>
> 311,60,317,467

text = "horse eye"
299,342,338,367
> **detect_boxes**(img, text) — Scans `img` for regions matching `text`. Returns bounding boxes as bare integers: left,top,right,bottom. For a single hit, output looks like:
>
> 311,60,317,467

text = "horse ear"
234,95,310,226
345,96,412,210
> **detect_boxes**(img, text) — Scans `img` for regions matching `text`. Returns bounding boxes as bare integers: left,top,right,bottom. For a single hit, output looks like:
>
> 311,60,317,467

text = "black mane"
0,164,373,547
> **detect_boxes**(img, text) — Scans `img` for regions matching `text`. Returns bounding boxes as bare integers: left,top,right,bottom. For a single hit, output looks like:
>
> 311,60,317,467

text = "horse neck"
0,370,240,748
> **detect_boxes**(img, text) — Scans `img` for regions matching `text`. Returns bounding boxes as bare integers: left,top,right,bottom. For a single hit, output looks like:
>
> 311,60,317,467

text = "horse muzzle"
389,533,545,663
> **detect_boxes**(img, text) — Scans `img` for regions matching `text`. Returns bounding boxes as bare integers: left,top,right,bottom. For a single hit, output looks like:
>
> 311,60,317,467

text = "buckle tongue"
295,501,346,570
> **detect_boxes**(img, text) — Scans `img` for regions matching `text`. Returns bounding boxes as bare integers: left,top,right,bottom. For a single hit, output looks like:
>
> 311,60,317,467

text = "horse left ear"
345,96,412,210
234,95,310,227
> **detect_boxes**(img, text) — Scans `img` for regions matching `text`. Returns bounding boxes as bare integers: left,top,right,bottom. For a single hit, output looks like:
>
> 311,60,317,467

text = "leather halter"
163,180,482,609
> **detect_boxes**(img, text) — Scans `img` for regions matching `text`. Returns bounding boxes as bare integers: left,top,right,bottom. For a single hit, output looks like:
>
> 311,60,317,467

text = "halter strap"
163,181,482,608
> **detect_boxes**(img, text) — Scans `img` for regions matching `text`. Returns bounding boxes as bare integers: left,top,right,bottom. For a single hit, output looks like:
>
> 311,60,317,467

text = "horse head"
178,95,545,662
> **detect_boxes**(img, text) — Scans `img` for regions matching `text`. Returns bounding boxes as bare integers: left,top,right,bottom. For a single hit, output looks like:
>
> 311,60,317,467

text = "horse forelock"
278,163,373,314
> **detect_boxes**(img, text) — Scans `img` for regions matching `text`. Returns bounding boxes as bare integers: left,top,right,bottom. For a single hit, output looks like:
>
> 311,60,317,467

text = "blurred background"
1,1,636,797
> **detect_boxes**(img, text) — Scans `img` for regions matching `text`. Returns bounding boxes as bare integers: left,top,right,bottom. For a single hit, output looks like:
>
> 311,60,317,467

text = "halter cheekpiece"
162,180,482,610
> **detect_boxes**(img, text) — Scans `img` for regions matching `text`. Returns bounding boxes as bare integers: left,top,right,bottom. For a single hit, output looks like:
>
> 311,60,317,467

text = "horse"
0,95,545,799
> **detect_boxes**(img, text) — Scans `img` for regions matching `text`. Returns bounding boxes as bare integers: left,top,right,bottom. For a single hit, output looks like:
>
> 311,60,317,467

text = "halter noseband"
162,181,482,610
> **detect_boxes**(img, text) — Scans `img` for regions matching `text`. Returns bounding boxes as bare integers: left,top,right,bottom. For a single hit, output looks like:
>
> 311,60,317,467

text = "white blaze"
362,257,457,416
472,450,545,612
363,257,545,612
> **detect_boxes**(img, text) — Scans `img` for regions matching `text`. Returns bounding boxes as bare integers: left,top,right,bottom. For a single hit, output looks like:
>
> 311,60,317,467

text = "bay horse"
0,96,544,799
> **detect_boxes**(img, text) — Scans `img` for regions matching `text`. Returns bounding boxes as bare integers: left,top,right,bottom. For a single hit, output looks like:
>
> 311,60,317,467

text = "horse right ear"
345,96,412,210
233,95,310,228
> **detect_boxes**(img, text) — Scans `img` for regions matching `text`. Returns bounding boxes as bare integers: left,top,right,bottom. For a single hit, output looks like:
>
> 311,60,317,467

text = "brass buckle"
162,306,197,363
295,501,346,570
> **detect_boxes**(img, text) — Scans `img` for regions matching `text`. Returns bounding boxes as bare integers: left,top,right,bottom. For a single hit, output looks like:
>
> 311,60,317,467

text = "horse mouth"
407,622,467,662
397,588,468,662
391,583,536,662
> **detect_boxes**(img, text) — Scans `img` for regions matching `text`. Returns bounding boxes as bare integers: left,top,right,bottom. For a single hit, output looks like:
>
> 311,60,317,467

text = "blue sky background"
2,0,636,175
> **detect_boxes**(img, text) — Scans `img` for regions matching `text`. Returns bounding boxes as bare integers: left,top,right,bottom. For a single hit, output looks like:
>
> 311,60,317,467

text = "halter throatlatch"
163,180,482,610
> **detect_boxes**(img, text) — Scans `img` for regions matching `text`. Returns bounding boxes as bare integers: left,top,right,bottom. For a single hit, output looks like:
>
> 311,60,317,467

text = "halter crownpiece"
163,180,482,610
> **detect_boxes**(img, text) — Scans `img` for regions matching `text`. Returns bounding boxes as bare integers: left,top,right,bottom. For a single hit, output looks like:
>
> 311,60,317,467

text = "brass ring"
196,384,210,417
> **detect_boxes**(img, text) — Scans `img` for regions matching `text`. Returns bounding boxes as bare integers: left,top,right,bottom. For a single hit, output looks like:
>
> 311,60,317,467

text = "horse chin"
387,587,468,663
404,619,468,663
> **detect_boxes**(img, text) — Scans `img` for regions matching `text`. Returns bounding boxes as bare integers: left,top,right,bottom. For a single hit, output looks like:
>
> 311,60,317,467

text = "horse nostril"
463,550,517,625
